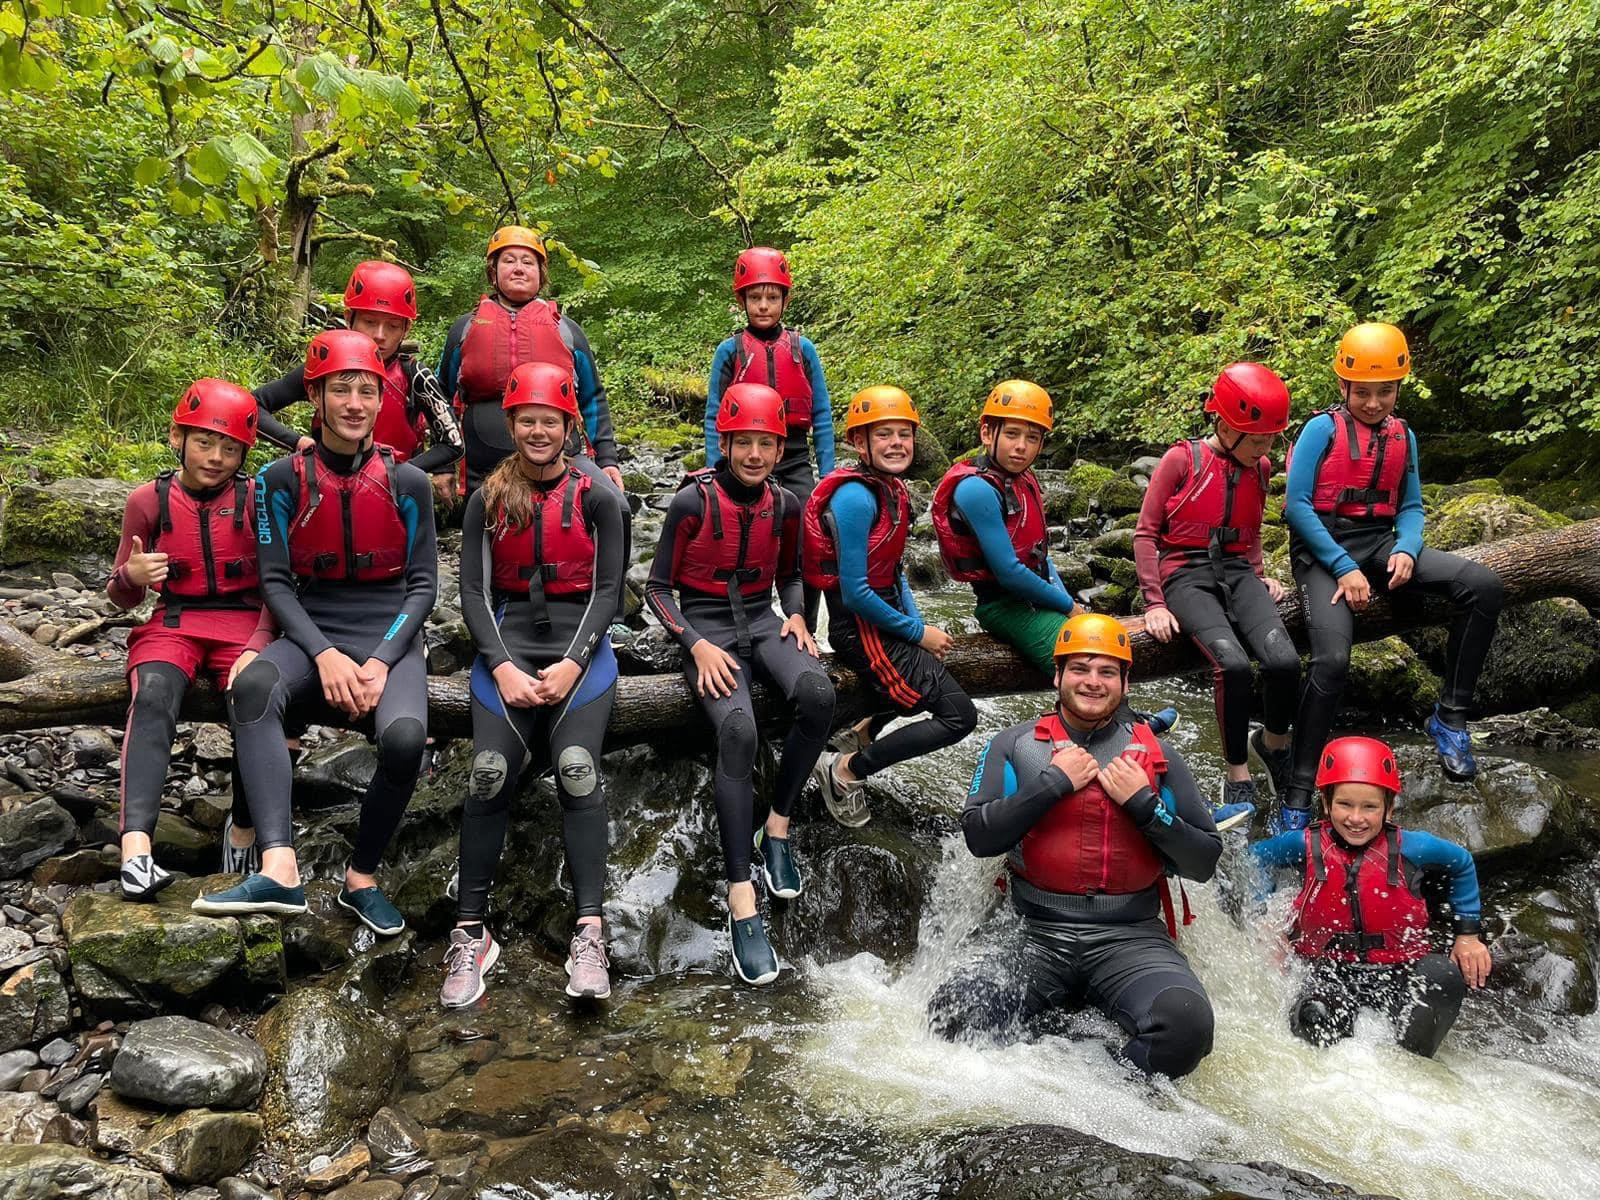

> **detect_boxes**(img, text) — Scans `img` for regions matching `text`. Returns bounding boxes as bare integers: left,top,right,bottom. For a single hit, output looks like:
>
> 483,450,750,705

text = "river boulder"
0,476,134,568
1395,749,1580,872
0,1143,171,1200
0,958,72,1052
0,797,78,879
92,1092,261,1185
110,1016,266,1110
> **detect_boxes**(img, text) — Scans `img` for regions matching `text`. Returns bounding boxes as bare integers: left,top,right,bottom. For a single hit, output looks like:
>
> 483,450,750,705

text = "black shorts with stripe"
829,610,950,714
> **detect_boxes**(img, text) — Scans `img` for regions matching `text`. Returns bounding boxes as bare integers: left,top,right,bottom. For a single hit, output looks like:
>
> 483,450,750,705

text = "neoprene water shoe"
1426,706,1478,781
192,873,307,917
755,830,802,899
1270,789,1313,835
338,885,406,936
728,910,780,986
1248,727,1293,797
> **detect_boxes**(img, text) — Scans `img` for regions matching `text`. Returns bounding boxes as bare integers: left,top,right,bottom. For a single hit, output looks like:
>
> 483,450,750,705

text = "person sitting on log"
1279,323,1504,830
193,331,437,933
1135,364,1299,831
928,613,1220,1079
930,379,1176,736
251,260,462,503
441,361,626,1008
805,387,978,827
108,380,273,899
704,246,834,628
1248,735,1491,1057
648,382,836,986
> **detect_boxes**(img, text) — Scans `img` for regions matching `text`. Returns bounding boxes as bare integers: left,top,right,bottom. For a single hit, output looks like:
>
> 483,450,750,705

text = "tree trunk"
1,519,1596,744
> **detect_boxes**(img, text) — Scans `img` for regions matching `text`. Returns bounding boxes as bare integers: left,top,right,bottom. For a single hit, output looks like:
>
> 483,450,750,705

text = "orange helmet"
486,225,547,263
1334,323,1411,382
1053,612,1134,665
843,386,920,435
981,380,1053,431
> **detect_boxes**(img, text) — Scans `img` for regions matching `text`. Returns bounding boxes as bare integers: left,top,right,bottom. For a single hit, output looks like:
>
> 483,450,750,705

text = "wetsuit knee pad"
1137,986,1214,1078
1206,636,1252,684
716,709,759,782
227,661,282,725
1259,627,1301,676
1291,994,1353,1047
791,670,836,736
468,750,511,809
131,665,184,719
376,716,426,776
556,744,601,805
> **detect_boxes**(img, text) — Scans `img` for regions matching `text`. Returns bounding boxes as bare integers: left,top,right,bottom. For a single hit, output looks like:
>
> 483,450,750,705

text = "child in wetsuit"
649,382,836,985
1250,735,1491,1057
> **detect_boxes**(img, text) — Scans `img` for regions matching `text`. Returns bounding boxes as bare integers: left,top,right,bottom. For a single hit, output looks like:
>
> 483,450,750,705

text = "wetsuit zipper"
198,504,217,598
341,491,355,581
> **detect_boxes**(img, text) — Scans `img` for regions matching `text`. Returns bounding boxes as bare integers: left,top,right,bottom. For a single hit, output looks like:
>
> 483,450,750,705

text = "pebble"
66,728,118,768
0,1049,38,1090
51,573,84,590
17,1068,50,1092
20,592,51,610
55,1071,104,1114
218,1179,277,1200
31,623,60,645
38,1037,77,1067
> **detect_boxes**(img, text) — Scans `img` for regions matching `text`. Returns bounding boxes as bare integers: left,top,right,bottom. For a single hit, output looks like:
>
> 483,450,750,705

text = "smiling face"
981,418,1045,475
1054,653,1126,724
1217,424,1278,467
314,370,383,450
507,404,570,468
850,420,916,475
493,247,544,304
348,310,411,360
169,426,245,489
1326,781,1391,847
740,283,787,331
1340,378,1400,426
723,430,781,486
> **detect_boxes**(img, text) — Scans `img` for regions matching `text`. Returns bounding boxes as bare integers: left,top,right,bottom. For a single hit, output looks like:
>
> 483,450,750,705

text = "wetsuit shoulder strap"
376,444,401,507
786,324,804,366
232,472,248,530
296,444,320,511
561,466,582,530
1309,823,1328,883
1385,824,1402,888
153,470,176,538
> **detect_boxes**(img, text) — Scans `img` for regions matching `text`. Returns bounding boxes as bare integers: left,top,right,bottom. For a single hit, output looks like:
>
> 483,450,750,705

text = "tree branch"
429,0,519,221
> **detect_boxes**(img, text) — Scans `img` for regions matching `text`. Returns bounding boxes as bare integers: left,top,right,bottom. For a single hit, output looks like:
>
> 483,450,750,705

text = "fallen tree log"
0,519,1596,744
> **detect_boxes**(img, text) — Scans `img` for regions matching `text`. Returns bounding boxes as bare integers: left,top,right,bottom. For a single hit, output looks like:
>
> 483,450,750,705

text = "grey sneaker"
1248,728,1293,798
564,925,611,1000
439,926,499,1009
812,751,870,827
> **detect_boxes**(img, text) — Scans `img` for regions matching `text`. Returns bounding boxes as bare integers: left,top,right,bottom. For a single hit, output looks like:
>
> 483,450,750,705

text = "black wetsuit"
646,467,836,882
930,716,1222,1078
229,444,437,871
455,473,625,921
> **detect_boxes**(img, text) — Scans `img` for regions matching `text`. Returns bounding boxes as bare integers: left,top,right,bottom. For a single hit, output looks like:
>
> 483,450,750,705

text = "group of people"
106,231,1502,1073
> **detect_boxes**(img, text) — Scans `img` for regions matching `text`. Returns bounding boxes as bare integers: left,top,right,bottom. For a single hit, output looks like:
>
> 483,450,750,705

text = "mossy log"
1,519,1597,744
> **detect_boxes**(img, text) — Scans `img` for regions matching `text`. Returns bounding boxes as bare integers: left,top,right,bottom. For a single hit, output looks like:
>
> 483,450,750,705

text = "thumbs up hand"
123,535,171,588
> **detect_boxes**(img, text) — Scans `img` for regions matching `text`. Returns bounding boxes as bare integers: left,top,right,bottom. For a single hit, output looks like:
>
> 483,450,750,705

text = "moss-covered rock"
1498,428,1600,514
1343,636,1441,720
0,476,133,566
0,960,72,1052
1420,477,1504,511
1051,554,1093,594
908,423,952,484
1428,491,1569,552
1408,598,1600,717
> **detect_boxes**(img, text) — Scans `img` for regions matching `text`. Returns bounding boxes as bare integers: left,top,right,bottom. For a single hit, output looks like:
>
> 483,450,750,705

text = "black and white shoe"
120,854,174,901
221,814,260,875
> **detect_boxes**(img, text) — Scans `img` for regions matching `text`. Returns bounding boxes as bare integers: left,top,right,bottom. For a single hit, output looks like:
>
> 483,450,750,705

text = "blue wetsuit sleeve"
371,464,438,669
951,475,1074,614
1400,830,1482,931
829,482,924,642
705,340,737,466
897,569,922,623
1394,429,1425,561
566,319,617,469
1285,415,1358,578
802,338,835,476
437,314,470,401
1249,830,1308,875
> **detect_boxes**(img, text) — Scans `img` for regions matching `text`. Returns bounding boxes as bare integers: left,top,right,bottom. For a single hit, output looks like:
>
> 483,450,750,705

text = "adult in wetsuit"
1250,736,1491,1056
704,247,834,627
1279,323,1503,829
109,380,271,899
440,361,626,1008
193,330,436,935
929,613,1221,1079
252,261,462,487
807,387,978,827
648,382,836,985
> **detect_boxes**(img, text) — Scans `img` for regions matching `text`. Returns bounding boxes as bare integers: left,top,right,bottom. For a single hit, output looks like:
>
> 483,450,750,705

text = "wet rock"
1343,636,1440,720
0,959,72,1051
1428,490,1568,552
303,1143,370,1190
477,1125,638,1198
55,1071,105,1114
190,724,235,762
39,1035,77,1066
32,622,60,645
938,1123,1393,1199
1474,708,1600,751
33,847,120,887
153,812,221,876
1397,748,1579,871
0,1144,169,1198
776,832,930,965
112,1015,267,1110
0,1047,39,1088
658,1041,751,1099
326,931,417,1009
1485,886,1597,1015
903,540,947,588
0,476,135,566
0,797,77,879
367,1105,429,1169
255,986,407,1157
402,1055,636,1136
67,728,119,768
610,624,686,675
1089,527,1136,558
0,1090,84,1144
295,735,379,803
1410,598,1600,717
216,1179,277,1200
62,880,286,1018
94,1092,261,1186
328,1183,402,1200
1049,552,1093,595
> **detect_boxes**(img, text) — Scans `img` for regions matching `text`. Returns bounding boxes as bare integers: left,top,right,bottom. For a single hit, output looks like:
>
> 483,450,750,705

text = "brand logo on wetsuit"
560,761,593,785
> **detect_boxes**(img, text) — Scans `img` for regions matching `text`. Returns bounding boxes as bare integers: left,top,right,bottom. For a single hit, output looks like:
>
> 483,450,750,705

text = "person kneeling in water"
929,613,1221,1079
647,382,836,985
1250,735,1491,1057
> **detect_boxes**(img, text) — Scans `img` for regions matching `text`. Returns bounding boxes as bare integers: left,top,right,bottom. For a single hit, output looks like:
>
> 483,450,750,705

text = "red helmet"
1205,362,1291,434
344,261,418,320
502,361,580,419
716,383,787,439
304,330,385,384
1315,736,1402,797
173,379,258,448
733,246,792,295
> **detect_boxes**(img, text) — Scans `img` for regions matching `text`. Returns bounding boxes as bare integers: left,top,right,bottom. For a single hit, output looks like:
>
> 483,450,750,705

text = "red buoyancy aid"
289,447,409,583
1290,822,1431,965
151,473,260,625
802,466,910,592
732,328,813,430
1306,408,1410,520
455,296,575,407
371,357,425,462
672,469,785,598
1158,439,1270,555
1011,717,1168,898
930,457,1050,584
488,468,596,598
